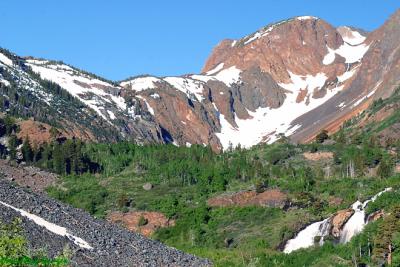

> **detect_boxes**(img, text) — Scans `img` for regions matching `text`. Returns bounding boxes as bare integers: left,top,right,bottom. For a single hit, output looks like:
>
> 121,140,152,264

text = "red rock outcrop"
330,209,355,238
107,211,175,237
207,189,287,208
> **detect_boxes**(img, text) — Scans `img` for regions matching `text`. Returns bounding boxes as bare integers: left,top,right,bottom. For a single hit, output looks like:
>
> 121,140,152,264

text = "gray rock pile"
0,179,211,266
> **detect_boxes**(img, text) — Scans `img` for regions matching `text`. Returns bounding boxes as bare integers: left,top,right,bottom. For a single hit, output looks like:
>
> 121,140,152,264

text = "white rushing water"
0,200,93,249
284,188,392,253
284,218,330,253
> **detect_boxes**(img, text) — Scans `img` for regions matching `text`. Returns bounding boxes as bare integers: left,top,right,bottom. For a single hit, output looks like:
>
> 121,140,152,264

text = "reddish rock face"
367,210,385,223
291,9,400,143
330,209,355,238
203,18,345,84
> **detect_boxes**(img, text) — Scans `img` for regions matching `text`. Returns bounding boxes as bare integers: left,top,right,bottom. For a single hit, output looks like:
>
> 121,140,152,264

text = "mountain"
1,10,400,151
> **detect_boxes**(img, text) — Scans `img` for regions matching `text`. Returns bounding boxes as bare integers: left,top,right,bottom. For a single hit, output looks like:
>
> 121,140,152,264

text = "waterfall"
339,187,392,243
284,188,392,253
339,201,365,243
283,218,331,253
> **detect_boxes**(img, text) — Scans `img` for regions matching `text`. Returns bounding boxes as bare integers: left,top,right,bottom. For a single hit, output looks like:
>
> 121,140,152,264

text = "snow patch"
121,77,160,92
206,63,224,75
150,93,160,99
323,47,336,65
337,65,360,83
323,42,369,65
163,77,205,101
107,110,116,120
296,16,318,21
137,96,154,115
213,66,241,86
27,61,128,122
0,79,10,87
338,27,366,46
351,80,382,107
0,53,13,66
0,200,93,250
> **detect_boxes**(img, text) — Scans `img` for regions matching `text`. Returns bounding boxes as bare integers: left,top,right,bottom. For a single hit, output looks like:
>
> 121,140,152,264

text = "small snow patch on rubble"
0,79,10,87
206,63,224,75
150,93,160,99
137,96,155,115
163,77,205,101
107,110,116,120
296,16,319,21
338,26,366,46
213,66,241,86
0,200,93,250
121,77,160,91
352,80,382,107
337,102,346,109
0,53,13,66
323,42,369,65
323,47,336,65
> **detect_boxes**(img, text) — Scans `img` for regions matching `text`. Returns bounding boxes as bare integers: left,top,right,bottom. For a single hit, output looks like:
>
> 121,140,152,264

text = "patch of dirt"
395,164,400,173
303,151,334,161
0,159,58,192
207,189,287,208
107,211,175,237
17,119,67,146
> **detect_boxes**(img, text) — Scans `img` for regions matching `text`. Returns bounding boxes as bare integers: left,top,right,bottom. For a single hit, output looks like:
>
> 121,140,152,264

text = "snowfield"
27,60,129,122
215,71,343,150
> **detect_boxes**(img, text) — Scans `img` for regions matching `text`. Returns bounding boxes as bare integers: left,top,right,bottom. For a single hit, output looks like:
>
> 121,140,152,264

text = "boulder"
142,183,153,191
330,209,354,238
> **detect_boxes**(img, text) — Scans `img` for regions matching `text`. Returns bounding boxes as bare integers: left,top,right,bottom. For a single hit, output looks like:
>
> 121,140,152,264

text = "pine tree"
21,137,33,162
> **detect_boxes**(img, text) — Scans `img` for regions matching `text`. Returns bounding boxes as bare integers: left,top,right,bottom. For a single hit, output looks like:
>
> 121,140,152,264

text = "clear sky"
0,1,398,81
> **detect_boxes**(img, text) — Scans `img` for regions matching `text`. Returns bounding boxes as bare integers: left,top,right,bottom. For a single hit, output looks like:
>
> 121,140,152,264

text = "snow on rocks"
296,16,319,21
0,78,10,87
337,26,366,46
163,77,205,101
215,71,344,150
193,65,242,87
137,95,155,115
323,41,370,65
27,60,127,122
0,200,93,249
206,63,224,75
0,52,13,66
323,47,336,65
120,76,161,91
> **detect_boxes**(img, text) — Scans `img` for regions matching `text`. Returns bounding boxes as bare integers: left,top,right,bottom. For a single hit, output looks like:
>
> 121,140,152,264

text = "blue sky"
0,1,398,80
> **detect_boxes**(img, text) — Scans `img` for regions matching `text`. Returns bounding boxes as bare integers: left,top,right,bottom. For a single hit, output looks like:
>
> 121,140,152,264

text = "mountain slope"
0,179,209,266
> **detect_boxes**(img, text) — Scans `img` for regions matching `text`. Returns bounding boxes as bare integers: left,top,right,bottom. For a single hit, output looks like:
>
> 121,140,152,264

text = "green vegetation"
40,136,400,266
0,218,69,266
